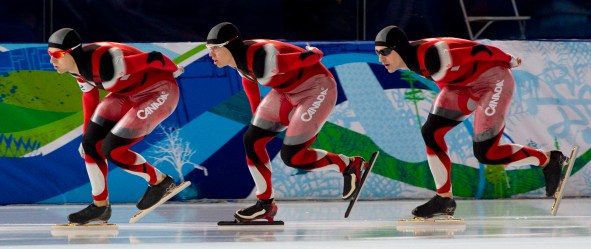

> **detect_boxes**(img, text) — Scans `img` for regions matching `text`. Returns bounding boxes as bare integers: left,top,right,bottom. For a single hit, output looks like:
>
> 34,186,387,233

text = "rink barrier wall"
0,40,590,204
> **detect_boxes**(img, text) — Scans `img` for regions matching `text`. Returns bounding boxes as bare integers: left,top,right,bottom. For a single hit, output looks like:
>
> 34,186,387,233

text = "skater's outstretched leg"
68,204,112,225
281,143,367,200
136,175,176,210
412,195,456,218
543,150,567,197
342,156,367,200
235,199,278,222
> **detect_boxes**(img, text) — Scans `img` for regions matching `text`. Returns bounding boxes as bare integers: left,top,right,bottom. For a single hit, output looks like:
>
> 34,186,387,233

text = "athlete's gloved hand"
173,65,184,78
78,143,85,159
509,55,521,68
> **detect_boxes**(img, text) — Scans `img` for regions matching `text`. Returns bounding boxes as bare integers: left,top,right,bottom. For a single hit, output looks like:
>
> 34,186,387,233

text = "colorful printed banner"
0,40,589,204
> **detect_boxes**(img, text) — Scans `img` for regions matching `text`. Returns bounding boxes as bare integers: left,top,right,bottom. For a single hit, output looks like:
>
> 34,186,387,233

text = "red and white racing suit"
236,40,353,200
74,42,180,201
411,38,547,194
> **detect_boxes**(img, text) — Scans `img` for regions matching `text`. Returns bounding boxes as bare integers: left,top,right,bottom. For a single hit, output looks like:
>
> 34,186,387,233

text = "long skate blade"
218,220,285,226
51,223,119,237
344,151,379,218
551,146,578,216
129,181,191,224
217,220,285,231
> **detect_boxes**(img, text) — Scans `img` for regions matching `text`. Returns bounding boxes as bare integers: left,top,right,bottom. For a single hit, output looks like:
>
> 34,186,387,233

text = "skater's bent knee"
101,134,135,164
280,144,299,168
473,138,508,165
243,125,279,146
81,122,110,155
421,114,461,148
280,144,312,169
473,148,497,164
243,125,280,163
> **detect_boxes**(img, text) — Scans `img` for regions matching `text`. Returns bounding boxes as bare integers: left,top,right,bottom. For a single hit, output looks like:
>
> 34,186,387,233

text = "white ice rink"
2,198,591,248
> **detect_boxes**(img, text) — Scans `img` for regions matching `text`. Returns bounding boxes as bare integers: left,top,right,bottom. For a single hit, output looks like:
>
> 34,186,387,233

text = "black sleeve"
98,51,115,82
252,47,267,79
424,46,441,76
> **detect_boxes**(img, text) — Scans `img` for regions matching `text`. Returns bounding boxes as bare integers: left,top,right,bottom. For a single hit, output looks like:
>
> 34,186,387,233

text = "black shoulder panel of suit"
252,46,267,79
299,50,316,60
424,46,441,76
99,50,115,82
405,41,424,74
146,51,165,66
76,44,99,82
471,44,493,56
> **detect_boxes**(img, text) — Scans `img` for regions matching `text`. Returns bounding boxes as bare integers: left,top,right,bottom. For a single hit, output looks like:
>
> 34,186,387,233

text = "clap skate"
397,195,465,225
218,199,284,227
344,151,379,218
52,204,119,231
551,146,579,216
129,177,191,223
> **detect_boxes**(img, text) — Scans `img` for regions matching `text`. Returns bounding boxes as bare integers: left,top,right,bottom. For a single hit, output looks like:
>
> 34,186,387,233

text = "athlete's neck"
68,64,80,75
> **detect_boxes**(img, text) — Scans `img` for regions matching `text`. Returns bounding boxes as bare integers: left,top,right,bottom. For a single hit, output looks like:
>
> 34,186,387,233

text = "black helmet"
48,28,82,51
207,22,241,46
206,22,248,69
48,27,84,62
375,25,409,52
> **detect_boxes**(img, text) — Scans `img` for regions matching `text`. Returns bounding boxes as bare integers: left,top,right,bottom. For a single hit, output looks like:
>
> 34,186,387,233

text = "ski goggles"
206,36,238,51
375,46,395,56
48,44,81,59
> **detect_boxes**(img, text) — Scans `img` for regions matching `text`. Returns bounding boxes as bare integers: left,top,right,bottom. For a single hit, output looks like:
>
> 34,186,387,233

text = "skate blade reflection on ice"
233,231,278,242
396,225,466,236
396,217,466,236
397,217,465,225
50,223,119,240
